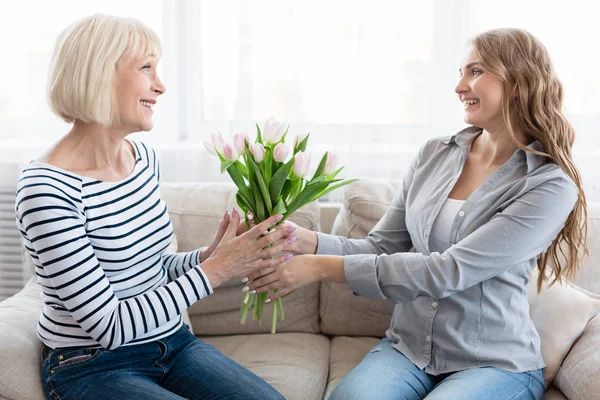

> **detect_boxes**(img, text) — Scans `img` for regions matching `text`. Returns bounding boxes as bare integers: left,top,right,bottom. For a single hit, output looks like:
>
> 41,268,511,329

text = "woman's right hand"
201,209,296,288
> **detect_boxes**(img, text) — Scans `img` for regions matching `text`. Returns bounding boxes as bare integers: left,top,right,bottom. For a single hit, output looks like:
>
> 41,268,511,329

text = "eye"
472,69,482,76
142,64,151,71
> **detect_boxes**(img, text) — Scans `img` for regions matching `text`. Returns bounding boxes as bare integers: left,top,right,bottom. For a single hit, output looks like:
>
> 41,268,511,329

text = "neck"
473,126,528,167
63,121,132,171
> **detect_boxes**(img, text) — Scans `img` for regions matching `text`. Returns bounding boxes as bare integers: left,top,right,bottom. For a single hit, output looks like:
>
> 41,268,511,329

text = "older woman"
15,14,290,400
246,28,589,400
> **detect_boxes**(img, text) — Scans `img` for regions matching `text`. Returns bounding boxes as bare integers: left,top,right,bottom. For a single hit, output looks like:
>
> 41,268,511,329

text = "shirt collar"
442,126,547,173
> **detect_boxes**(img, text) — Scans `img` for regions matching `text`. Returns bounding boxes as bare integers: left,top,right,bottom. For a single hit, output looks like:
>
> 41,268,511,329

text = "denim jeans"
330,338,545,400
41,324,284,400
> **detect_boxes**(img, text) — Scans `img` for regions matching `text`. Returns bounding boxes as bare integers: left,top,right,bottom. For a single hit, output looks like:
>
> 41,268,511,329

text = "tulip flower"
249,143,266,162
211,131,225,153
223,143,239,161
263,117,287,144
292,151,311,178
273,143,290,163
203,141,217,156
293,132,309,149
234,132,251,154
323,152,339,175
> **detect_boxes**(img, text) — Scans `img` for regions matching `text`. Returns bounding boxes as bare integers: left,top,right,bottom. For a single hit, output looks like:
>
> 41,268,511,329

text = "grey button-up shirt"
316,126,578,374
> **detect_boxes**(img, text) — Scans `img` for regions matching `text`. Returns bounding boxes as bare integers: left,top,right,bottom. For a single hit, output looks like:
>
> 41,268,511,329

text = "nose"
455,74,469,96
153,75,166,96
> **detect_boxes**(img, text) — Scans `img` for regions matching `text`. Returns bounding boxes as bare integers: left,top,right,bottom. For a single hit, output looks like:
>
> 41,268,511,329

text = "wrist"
201,260,224,289
299,229,318,254
199,247,211,264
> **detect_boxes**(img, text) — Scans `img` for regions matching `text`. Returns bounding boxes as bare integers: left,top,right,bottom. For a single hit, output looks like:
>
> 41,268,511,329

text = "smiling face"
456,48,506,133
114,54,166,133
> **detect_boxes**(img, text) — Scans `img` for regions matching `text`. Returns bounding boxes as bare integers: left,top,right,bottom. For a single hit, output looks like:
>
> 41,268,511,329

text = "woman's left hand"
200,210,257,262
244,255,321,302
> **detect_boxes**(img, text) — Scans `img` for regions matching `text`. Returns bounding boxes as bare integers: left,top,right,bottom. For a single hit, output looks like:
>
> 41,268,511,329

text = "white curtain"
1,0,599,201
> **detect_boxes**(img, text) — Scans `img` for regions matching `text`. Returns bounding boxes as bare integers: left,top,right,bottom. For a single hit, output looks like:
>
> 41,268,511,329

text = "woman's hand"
200,210,259,262
243,255,323,302
201,209,297,288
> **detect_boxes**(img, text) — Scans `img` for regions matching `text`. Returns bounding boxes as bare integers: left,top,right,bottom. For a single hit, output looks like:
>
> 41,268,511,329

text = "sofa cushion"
201,333,330,400
321,179,399,336
324,336,381,399
0,278,45,400
161,182,321,335
554,315,600,400
568,202,600,295
528,268,600,385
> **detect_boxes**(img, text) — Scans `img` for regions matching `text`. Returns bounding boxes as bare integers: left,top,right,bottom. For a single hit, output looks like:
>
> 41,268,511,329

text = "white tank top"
428,198,466,253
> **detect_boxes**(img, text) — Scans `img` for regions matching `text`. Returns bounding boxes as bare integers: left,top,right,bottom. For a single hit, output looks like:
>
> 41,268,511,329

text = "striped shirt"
15,139,213,350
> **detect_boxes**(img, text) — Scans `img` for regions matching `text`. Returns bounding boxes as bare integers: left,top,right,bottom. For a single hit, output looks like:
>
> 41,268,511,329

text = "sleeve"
343,177,578,301
16,183,213,350
162,249,205,282
316,144,422,256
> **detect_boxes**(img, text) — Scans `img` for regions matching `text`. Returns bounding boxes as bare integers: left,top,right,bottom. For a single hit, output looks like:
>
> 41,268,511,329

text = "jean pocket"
54,348,102,370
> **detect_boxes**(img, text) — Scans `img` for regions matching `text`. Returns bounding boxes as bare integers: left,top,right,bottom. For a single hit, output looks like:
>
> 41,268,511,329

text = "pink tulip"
323,152,339,175
293,133,309,149
249,143,266,162
233,132,251,154
211,131,225,153
223,143,239,161
273,143,290,163
263,117,287,144
293,151,311,178
203,141,217,156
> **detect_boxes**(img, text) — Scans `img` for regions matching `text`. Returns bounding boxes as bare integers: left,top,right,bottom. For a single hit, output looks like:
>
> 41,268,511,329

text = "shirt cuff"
344,254,386,300
316,232,344,255
194,265,214,295
197,247,208,265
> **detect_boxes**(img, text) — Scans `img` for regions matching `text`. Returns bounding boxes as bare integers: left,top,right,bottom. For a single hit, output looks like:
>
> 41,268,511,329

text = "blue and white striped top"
15,139,213,350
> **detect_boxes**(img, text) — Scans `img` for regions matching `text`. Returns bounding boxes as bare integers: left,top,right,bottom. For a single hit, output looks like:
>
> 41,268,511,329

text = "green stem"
271,299,278,334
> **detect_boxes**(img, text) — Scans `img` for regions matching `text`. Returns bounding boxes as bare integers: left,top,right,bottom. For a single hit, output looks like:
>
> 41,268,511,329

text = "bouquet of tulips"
203,117,356,333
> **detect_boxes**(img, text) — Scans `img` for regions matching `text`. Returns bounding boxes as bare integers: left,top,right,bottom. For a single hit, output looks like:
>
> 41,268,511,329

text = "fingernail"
223,210,227,218
242,277,249,283
287,237,297,245
263,230,269,235
265,298,272,304
242,286,249,292
284,253,293,260
249,290,256,295
287,226,297,233
232,208,239,217
248,212,254,220
275,215,283,222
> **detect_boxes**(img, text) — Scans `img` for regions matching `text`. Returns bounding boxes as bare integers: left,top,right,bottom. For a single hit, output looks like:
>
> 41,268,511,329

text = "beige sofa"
1,179,599,400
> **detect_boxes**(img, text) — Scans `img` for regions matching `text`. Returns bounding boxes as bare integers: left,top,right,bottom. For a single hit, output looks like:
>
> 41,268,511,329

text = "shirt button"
432,302,438,309
426,335,431,342
458,210,465,217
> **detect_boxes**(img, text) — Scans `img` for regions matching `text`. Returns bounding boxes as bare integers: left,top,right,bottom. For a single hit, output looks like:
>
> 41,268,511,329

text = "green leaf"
284,181,329,219
295,133,310,153
256,123,263,145
268,159,294,205
327,165,345,180
272,198,287,215
225,163,251,201
236,192,251,214
311,152,329,181
220,161,235,174
280,124,290,143
247,156,273,214
311,179,359,202
281,179,294,202
254,186,266,222
237,162,249,179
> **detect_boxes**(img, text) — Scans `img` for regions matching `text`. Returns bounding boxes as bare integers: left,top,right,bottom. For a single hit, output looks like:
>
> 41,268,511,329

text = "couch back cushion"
320,179,400,336
161,182,321,335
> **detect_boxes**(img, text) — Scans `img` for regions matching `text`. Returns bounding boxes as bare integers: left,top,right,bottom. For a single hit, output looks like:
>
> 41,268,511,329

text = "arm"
343,177,578,301
17,185,213,350
251,177,577,303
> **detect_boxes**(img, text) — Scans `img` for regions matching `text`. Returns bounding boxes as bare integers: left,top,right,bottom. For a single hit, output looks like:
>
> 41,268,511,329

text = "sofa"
1,178,599,400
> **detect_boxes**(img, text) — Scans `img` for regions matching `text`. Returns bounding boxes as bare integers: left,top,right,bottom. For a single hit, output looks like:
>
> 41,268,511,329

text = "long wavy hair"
471,28,589,291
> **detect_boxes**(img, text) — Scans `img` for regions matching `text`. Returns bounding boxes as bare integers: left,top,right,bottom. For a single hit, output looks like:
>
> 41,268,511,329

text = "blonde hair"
471,28,589,291
48,14,162,127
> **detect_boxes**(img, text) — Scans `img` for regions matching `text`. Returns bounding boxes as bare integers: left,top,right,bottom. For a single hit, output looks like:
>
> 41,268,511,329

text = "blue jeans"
41,325,284,400
330,338,545,400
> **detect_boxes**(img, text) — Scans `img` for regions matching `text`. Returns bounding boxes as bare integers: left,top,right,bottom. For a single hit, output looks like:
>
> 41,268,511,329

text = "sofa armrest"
555,315,600,400
0,277,45,400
